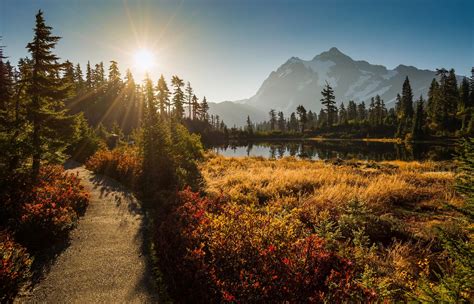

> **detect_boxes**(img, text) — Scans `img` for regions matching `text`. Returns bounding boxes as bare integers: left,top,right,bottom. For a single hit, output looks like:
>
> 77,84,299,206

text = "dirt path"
17,165,159,303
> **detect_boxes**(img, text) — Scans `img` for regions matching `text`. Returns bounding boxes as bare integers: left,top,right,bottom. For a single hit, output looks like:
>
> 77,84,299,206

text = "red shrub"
0,231,32,302
0,165,89,249
156,188,375,303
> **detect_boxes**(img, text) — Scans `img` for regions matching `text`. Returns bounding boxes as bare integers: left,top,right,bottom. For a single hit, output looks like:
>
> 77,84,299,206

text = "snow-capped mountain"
209,47,461,126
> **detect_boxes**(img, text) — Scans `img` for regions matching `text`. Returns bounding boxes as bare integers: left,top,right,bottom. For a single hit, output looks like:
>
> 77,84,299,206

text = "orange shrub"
85,147,142,188
156,188,374,303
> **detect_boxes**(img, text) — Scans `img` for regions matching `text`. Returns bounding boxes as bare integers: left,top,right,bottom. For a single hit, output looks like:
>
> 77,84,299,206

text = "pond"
210,140,456,161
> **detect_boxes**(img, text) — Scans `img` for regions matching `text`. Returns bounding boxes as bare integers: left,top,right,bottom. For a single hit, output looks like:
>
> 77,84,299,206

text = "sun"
133,49,156,72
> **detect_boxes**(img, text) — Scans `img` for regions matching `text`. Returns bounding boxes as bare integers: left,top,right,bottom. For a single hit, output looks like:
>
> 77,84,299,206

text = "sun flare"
133,49,156,72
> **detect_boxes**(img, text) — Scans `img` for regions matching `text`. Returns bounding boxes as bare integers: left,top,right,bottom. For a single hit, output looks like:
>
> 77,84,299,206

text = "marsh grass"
197,154,464,300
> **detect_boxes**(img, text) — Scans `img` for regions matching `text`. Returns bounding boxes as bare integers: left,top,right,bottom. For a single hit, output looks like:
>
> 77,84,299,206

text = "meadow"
151,153,469,302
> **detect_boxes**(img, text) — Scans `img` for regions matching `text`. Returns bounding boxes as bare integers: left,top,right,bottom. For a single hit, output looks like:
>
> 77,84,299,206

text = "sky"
0,0,473,102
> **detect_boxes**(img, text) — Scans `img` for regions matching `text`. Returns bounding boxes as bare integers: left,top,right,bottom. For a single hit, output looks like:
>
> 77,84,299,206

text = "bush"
156,188,374,303
0,231,32,302
85,146,141,188
0,165,89,250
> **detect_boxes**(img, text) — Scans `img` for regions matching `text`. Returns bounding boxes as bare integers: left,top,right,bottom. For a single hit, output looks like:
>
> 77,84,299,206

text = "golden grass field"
199,154,465,299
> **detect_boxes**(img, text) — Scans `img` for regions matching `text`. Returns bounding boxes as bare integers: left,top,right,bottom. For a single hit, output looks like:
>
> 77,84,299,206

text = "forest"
0,9,473,304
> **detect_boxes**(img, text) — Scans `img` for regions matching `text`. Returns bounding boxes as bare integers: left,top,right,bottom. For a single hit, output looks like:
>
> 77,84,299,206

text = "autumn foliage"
156,188,374,303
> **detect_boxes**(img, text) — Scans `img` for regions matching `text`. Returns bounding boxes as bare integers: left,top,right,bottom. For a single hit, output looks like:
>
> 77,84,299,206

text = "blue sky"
0,0,472,102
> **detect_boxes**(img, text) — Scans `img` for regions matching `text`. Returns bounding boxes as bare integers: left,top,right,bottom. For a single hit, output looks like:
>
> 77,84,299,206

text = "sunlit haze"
1,0,473,102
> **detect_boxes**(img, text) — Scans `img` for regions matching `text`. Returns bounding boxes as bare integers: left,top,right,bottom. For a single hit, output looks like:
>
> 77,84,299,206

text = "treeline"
247,71,474,140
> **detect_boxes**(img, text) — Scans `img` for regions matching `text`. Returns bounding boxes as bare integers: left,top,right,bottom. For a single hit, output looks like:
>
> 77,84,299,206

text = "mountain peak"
328,47,342,54
313,47,351,62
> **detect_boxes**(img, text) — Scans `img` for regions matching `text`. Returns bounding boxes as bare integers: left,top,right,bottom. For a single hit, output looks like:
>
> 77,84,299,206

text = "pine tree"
412,96,425,140
86,61,92,89
357,101,367,122
289,112,298,132
191,94,199,120
338,102,347,125
200,96,209,122
108,60,121,85
277,111,285,131
74,63,84,92
156,74,169,116
246,115,253,134
347,100,357,121
269,109,277,131
397,77,414,137
320,82,337,127
185,81,193,119
296,105,307,132
144,74,156,120
26,10,75,178
427,78,440,128
171,75,184,120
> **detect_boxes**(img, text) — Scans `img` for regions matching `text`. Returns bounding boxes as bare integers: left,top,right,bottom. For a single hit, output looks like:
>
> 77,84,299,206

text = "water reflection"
211,140,455,161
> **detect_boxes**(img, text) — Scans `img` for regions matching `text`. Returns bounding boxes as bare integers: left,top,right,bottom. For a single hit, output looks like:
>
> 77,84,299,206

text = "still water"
211,140,456,161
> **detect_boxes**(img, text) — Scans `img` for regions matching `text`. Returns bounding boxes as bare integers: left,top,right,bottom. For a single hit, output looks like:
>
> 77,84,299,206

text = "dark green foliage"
296,105,307,132
320,81,337,127
412,96,425,140
26,10,76,178
414,138,474,302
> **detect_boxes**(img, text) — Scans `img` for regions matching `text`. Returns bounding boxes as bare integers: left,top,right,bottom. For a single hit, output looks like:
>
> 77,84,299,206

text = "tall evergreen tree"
185,81,193,119
73,63,84,92
191,94,199,120
200,96,209,122
156,74,169,116
171,75,184,120
296,105,307,132
26,10,75,178
269,109,277,131
86,61,92,89
108,60,121,85
246,115,253,134
412,96,425,140
277,111,285,131
320,82,337,127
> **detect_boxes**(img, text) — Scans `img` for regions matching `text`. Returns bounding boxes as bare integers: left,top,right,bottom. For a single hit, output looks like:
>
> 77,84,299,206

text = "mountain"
209,47,462,127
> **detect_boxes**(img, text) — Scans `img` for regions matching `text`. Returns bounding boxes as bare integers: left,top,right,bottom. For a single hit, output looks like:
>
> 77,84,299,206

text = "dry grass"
202,155,459,221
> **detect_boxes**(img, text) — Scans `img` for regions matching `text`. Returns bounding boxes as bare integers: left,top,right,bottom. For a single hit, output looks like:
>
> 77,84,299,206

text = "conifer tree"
191,94,199,120
246,115,253,134
156,74,169,116
277,111,285,131
86,61,92,89
200,96,209,122
26,10,75,178
412,96,425,140
108,60,121,85
320,82,337,127
74,63,84,92
269,109,277,131
347,100,357,121
296,105,307,132
338,102,347,125
171,75,184,120
357,101,366,122
185,81,193,119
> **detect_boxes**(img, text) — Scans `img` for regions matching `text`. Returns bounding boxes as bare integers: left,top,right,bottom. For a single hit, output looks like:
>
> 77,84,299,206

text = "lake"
210,140,456,161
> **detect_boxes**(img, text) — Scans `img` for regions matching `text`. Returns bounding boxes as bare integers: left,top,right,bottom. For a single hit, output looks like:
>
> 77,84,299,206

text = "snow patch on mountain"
278,68,293,78
345,75,371,97
351,80,381,101
382,70,398,80
303,60,336,86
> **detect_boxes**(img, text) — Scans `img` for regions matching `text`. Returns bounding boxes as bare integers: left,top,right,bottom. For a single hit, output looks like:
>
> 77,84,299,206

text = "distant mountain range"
209,47,463,127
